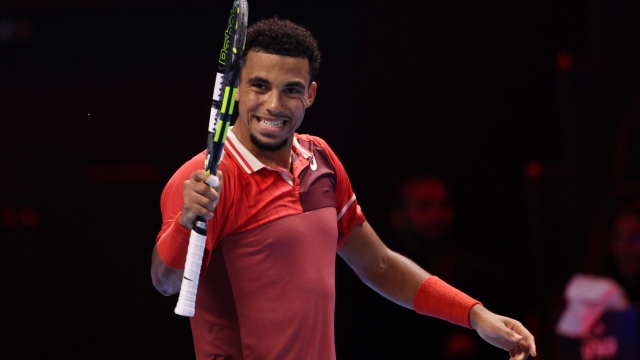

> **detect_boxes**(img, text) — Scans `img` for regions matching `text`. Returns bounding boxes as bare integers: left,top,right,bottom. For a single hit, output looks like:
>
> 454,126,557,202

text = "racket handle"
174,216,208,317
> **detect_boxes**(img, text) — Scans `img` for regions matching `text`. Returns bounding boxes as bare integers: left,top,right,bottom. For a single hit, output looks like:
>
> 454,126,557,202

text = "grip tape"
174,228,207,317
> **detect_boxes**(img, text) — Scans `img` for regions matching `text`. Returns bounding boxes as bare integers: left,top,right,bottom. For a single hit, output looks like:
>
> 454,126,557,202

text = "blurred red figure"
393,177,454,241
555,196,640,358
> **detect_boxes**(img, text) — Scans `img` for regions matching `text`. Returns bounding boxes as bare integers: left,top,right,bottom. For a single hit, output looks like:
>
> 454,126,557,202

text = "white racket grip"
174,227,208,317
205,174,220,187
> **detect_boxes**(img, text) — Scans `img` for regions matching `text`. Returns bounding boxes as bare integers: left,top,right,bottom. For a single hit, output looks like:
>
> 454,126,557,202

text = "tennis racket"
175,0,248,317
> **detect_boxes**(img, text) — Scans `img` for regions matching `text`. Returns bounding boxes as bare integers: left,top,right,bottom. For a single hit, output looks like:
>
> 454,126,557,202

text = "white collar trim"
293,137,312,159
226,130,264,174
225,129,311,176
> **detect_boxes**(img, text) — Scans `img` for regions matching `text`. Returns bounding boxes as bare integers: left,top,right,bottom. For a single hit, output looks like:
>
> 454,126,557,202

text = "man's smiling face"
235,51,317,152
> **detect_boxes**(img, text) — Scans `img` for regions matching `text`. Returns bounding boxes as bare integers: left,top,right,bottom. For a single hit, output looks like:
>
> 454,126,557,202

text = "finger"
212,171,223,204
187,192,216,217
495,322,523,344
521,337,536,357
510,322,536,357
185,180,211,198
185,177,220,202
203,184,220,205
507,329,524,342
509,343,531,360
192,169,211,182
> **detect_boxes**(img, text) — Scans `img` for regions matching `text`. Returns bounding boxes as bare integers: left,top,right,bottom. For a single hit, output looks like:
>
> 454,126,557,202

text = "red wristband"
156,216,191,269
413,276,482,329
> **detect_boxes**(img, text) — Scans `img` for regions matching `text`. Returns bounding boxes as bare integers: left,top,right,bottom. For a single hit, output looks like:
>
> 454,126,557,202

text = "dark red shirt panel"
191,208,338,360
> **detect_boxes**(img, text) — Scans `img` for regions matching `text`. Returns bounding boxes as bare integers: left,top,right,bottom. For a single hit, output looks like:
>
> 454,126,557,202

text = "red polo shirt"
157,131,365,359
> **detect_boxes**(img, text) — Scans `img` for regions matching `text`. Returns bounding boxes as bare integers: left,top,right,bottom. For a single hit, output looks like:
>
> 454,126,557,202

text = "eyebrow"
247,76,270,84
286,81,306,90
247,76,306,89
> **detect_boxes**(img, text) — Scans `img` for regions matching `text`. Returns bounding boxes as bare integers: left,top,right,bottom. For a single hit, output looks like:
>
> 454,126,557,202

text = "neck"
231,126,293,170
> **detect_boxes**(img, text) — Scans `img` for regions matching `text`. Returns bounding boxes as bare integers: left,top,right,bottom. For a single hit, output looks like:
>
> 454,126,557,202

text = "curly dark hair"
241,17,321,82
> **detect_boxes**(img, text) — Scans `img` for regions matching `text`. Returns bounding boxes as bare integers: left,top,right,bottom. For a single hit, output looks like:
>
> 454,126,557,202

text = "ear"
305,82,317,108
235,88,240,102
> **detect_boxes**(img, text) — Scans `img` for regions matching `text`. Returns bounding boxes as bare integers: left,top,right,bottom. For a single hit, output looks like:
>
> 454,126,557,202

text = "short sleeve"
308,136,365,249
156,151,206,268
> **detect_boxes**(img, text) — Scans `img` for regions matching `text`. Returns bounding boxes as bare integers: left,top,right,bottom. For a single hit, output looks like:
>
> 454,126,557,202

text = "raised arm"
338,221,536,360
150,170,222,296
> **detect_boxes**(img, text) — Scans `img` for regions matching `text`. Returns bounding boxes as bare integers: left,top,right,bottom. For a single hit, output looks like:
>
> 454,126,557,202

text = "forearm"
340,226,537,357
358,249,430,308
339,221,480,329
338,222,430,308
151,244,183,296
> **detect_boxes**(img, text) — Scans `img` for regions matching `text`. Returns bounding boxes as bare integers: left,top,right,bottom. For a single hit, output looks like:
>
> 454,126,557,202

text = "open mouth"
255,116,290,132
259,118,287,128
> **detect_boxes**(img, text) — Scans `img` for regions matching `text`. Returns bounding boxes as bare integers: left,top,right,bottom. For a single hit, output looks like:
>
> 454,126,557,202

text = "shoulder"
295,133,346,161
296,133,327,146
294,133,336,154
294,133,349,175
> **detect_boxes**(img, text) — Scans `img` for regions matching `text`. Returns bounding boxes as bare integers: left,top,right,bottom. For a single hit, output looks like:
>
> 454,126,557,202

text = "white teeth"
259,118,285,128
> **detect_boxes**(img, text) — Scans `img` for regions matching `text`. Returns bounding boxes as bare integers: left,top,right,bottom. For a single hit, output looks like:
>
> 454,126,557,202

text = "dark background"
2,0,640,359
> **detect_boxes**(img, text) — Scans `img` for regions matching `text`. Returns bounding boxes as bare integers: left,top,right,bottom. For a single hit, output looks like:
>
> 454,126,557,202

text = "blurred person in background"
610,204,640,302
373,175,511,359
556,190,640,356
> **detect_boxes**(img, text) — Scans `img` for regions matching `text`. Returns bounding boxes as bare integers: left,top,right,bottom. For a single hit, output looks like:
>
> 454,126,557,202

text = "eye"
284,87,304,95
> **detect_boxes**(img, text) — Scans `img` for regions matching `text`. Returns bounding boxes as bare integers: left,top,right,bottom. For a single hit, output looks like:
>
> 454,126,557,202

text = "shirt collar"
225,129,310,174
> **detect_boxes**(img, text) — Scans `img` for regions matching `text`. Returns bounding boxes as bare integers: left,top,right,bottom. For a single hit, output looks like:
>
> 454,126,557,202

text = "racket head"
216,0,248,76
205,0,248,174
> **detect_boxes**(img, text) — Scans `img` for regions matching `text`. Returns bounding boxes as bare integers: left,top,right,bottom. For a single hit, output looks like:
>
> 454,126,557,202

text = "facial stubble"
250,133,289,152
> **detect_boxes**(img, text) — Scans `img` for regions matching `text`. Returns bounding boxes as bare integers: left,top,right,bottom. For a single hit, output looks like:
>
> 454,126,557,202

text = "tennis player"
151,17,536,360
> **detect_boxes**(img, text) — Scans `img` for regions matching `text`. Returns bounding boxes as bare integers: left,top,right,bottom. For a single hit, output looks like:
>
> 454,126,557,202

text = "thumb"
205,170,223,191
505,328,523,342
206,174,220,187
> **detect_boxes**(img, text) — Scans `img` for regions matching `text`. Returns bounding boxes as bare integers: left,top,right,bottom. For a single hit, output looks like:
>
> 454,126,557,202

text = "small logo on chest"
309,155,318,170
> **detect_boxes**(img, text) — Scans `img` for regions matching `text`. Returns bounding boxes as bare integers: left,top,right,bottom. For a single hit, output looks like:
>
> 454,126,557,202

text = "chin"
250,133,288,152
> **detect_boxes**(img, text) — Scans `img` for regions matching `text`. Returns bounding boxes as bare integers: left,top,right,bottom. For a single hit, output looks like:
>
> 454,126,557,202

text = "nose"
264,90,284,113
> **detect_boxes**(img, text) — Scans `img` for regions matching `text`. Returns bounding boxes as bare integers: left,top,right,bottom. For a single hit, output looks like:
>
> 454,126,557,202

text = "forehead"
242,51,310,84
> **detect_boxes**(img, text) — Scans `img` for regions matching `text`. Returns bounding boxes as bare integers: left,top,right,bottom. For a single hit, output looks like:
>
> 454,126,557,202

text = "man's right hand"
178,170,223,230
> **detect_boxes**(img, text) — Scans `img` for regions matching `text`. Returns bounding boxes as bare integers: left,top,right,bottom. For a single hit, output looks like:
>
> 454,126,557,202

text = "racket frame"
174,0,248,317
